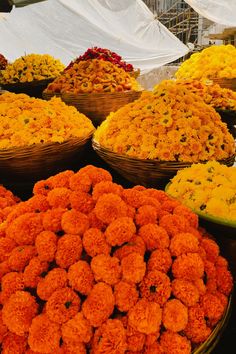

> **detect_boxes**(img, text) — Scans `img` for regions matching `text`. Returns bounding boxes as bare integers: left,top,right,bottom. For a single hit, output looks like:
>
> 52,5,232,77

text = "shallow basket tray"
92,140,235,188
1,78,54,98
211,78,236,91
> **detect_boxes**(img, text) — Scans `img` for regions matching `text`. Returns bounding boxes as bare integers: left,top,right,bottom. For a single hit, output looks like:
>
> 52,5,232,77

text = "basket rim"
43,88,144,99
0,77,55,88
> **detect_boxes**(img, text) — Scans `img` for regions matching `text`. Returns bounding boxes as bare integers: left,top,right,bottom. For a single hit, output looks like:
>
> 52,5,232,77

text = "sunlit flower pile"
0,92,94,149
95,80,235,162
175,44,236,80
0,185,19,231
0,165,233,353
45,59,141,95
175,79,236,111
167,161,236,222
0,54,65,84
0,54,8,70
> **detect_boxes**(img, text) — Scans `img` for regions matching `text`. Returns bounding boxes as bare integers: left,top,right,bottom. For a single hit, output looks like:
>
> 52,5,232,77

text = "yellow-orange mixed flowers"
0,92,94,149
95,80,235,162
167,161,236,222
175,44,236,80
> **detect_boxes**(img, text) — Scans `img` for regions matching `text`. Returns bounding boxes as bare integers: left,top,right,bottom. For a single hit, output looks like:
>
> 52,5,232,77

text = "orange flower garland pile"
0,165,233,353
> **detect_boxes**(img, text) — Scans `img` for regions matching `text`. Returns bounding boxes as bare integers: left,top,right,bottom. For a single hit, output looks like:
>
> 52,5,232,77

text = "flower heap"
95,80,235,161
0,165,233,353
0,185,19,232
45,59,140,95
65,47,134,72
167,161,236,222
0,54,8,71
0,54,65,84
0,92,94,149
175,44,236,80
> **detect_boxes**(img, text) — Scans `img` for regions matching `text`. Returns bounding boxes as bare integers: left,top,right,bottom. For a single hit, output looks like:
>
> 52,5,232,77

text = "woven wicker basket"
0,78,54,98
211,78,236,91
92,140,235,188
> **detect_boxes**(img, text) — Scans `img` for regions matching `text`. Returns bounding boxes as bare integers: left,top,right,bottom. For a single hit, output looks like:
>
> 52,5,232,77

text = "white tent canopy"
0,0,188,72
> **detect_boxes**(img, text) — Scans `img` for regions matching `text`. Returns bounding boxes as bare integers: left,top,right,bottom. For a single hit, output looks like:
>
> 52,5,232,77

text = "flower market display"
65,47,134,72
0,54,8,71
166,161,236,223
0,54,65,84
0,164,233,353
175,44,236,80
94,80,235,161
44,59,141,95
0,92,94,149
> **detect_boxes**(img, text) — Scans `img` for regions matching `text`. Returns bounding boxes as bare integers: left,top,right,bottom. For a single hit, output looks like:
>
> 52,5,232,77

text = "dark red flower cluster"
0,54,8,70
65,47,134,72
0,165,233,353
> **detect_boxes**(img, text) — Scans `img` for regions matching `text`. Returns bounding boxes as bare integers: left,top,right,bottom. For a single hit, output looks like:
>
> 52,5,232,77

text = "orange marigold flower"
216,265,233,296
69,171,92,193
68,260,94,295
184,304,211,344
159,330,191,354
0,310,7,343
35,231,57,262
122,189,147,209
61,312,93,344
0,272,24,304
6,213,43,245
61,342,86,354
2,332,28,354
162,199,180,213
193,279,206,296
26,195,50,213
173,205,198,228
46,287,81,324
114,235,146,260
8,245,37,272
139,224,169,251
172,279,199,307
105,217,136,246
47,170,74,189
23,257,48,288
172,253,204,281
47,187,71,209
0,261,11,281
144,342,164,354
92,318,127,354
91,254,121,285
185,226,202,241
142,189,169,204
33,179,53,196
147,249,172,273
200,292,224,326
162,299,188,332
37,268,67,301
5,202,31,224
145,332,160,347
82,282,114,327
159,214,190,238
94,193,128,224
69,191,95,214
128,299,162,334
169,232,199,257
28,314,61,353
119,316,146,352
0,237,16,262
2,291,38,336
87,210,106,230
200,237,219,264
61,209,89,235
135,205,158,226
92,181,123,201
55,234,83,269
213,290,228,310
114,280,139,312
215,255,228,268
121,252,146,284
42,208,66,233
83,228,111,257
140,270,171,306
80,165,112,186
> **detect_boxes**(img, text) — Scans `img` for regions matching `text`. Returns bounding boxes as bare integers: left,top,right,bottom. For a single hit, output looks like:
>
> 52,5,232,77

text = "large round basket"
211,78,236,91
0,78,54,98
43,90,142,127
216,109,236,138
92,140,235,188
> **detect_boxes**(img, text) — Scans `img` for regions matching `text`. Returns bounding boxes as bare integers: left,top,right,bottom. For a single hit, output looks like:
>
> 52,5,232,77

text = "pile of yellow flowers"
0,92,94,149
44,59,141,94
167,161,236,222
95,80,235,162
0,54,65,84
175,45,236,80
175,79,236,111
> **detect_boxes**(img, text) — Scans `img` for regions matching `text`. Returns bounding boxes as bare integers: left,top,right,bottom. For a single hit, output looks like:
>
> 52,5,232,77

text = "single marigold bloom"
144,342,164,354
55,234,83,269
145,332,160,347
159,214,190,238
33,179,54,196
216,265,233,296
105,217,136,246
184,304,211,344
42,208,66,233
201,237,219,264
140,270,171,306
87,210,106,230
46,287,81,324
169,232,199,257
122,189,147,208
37,268,67,300
61,342,86,354
143,189,169,204
214,290,228,310
47,170,74,188
80,165,112,186
68,260,94,295
215,255,228,268
62,311,93,344
6,213,43,245
133,185,146,191
200,292,225,326
91,254,121,285
114,280,139,312
92,181,123,201
0,237,16,262
23,257,48,288
69,191,95,214
162,299,188,332
61,209,90,235
4,202,31,224
28,314,61,353
147,249,172,273
8,245,37,272
92,319,127,354
69,170,92,193
173,205,198,228
82,282,115,327
162,199,180,213
186,226,202,241
172,279,199,307
2,332,28,354
0,261,11,281
121,252,146,284
94,193,128,224
118,315,145,352
193,279,206,296
2,291,38,336
26,195,50,213
35,231,57,262
128,299,162,334
135,205,158,226
198,245,207,261
83,228,111,257
139,224,169,251
0,310,7,343
47,187,71,209
172,253,204,281
159,330,191,354
0,272,25,304
114,235,146,260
